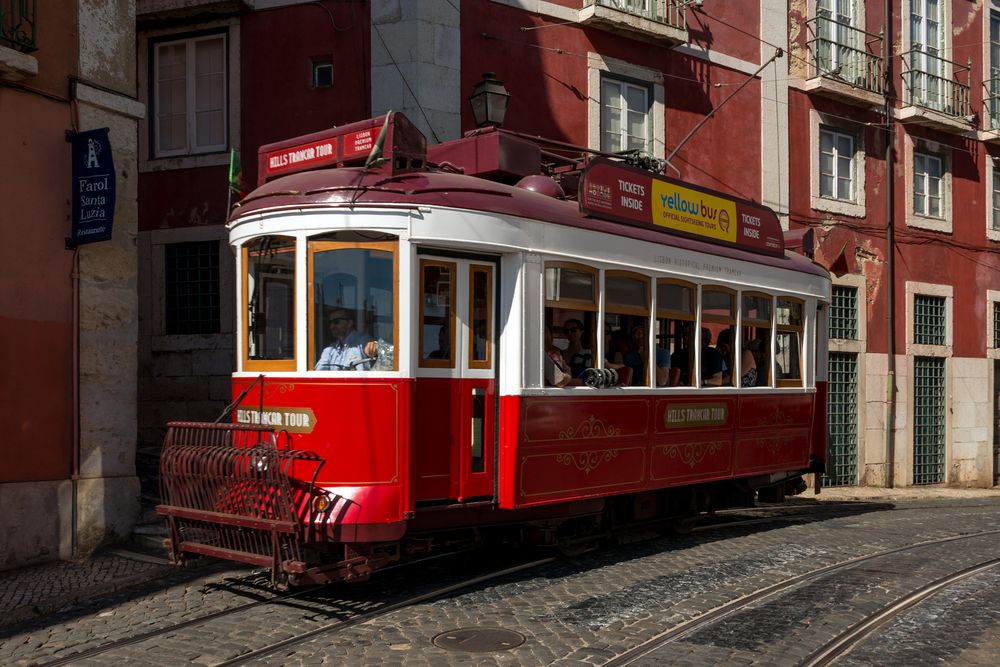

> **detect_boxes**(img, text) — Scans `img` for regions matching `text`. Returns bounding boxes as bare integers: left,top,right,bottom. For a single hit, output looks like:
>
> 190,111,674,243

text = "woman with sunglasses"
561,318,592,378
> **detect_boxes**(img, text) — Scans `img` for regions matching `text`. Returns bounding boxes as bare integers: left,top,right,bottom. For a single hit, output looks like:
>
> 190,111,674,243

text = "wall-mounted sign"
68,128,115,247
579,158,784,257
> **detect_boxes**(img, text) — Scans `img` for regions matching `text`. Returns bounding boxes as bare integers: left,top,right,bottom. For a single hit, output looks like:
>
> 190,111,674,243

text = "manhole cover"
432,627,526,652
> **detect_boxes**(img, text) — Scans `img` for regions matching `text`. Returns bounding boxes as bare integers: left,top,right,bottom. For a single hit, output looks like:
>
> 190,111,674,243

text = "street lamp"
469,72,510,128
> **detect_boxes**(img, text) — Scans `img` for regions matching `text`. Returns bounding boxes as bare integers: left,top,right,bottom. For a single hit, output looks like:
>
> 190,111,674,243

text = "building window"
913,294,946,346
990,12,1000,129
313,59,333,88
815,0,858,76
165,241,220,335
908,0,944,110
913,151,943,218
829,285,858,340
153,33,227,157
994,301,1000,349
600,76,651,154
913,356,946,485
993,168,1000,232
819,126,856,201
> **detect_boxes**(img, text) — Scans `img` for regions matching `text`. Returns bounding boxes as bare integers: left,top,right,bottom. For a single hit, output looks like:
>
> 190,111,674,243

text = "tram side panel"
498,392,816,510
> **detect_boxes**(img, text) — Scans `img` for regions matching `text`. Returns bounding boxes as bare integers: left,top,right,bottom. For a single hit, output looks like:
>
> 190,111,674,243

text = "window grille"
993,169,1000,231
165,241,220,335
994,301,1000,349
824,352,858,486
913,356,946,485
913,294,946,345
829,285,858,340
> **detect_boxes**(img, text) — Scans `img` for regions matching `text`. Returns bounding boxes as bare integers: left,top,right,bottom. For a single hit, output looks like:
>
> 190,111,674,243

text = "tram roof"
231,166,828,280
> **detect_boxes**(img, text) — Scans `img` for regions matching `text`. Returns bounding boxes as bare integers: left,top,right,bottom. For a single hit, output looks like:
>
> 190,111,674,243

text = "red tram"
157,113,830,586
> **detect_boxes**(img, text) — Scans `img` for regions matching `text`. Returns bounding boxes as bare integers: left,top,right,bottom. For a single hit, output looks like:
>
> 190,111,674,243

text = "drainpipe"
71,248,81,554
883,0,896,488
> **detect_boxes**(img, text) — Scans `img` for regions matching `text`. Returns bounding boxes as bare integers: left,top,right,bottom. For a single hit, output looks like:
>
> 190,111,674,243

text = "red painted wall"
0,2,78,483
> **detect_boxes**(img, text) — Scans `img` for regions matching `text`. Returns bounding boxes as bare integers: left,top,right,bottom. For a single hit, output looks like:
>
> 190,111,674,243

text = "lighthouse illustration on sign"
87,138,101,169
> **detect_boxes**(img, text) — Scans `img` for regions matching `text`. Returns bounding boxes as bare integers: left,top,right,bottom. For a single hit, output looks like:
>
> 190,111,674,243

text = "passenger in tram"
544,326,581,387
622,324,672,387
738,340,758,387
428,326,450,359
561,318,592,378
314,307,379,370
716,328,735,386
701,327,726,386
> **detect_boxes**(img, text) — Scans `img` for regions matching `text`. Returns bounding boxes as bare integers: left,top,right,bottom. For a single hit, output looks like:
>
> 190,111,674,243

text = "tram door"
414,256,497,503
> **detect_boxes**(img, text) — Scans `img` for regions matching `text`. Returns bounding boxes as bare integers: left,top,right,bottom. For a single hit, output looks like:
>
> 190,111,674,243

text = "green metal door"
824,352,858,486
913,356,946,485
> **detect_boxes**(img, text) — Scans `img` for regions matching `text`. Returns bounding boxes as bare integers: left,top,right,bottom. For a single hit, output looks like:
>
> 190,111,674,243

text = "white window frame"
815,0,860,76
600,76,651,154
905,280,953,357
904,0,950,110
810,111,865,217
153,33,228,158
587,53,664,159
987,8,1000,130
988,289,1000,360
913,151,944,218
905,133,951,232
138,19,241,172
819,126,856,201
990,157,1000,242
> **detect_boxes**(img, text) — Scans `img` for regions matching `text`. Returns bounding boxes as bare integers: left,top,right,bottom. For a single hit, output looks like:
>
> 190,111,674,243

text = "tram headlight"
313,496,330,513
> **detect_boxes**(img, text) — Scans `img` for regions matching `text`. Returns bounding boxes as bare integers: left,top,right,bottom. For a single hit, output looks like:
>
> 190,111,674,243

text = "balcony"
899,50,973,134
137,0,250,26
579,0,687,46
981,76,1000,144
0,0,36,52
803,17,883,107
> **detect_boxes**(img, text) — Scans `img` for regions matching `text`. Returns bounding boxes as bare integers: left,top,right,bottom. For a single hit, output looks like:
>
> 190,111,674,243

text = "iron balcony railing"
805,17,883,96
984,73,1000,130
901,49,971,119
586,0,687,32
0,0,36,52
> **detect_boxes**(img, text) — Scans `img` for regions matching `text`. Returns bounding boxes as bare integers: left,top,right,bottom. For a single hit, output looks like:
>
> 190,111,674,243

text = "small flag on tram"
228,148,245,196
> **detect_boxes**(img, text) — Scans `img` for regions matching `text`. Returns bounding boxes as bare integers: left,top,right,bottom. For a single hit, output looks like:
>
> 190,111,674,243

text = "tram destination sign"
579,158,784,257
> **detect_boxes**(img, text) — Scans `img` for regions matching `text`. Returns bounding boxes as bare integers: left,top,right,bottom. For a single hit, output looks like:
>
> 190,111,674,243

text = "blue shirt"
315,331,373,370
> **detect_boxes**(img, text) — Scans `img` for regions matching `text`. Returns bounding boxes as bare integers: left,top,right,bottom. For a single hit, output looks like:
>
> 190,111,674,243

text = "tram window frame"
740,291,773,388
469,264,493,370
775,296,805,387
418,259,457,369
656,279,695,387
307,238,399,372
545,262,599,387
700,287,737,387
605,271,652,387
243,235,296,372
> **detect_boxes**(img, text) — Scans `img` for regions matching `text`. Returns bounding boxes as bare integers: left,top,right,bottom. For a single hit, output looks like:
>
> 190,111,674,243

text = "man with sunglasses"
562,318,592,378
315,307,379,370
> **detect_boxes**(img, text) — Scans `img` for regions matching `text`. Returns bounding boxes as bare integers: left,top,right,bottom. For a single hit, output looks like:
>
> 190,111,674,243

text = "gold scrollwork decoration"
659,440,726,468
757,407,795,428
754,438,785,456
559,415,622,440
555,449,619,474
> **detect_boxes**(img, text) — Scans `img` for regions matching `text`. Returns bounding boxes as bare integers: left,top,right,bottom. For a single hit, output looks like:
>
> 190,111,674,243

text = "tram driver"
315,307,379,370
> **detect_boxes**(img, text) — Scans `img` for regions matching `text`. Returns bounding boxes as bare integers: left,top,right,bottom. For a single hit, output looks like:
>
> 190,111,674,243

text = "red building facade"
136,0,998,489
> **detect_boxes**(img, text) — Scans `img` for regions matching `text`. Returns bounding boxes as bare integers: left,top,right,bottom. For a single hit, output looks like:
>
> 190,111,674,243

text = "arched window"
544,262,598,386
605,271,651,387
700,287,736,387
776,297,804,387
741,292,773,387
656,279,695,387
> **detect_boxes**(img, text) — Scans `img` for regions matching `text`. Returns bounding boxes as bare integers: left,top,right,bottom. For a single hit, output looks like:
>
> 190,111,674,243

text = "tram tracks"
32,553,555,667
603,528,1000,666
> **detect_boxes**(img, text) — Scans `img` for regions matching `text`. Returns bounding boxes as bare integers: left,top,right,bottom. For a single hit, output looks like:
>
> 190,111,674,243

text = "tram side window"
741,293,773,387
419,260,456,368
309,235,397,371
544,263,597,386
469,265,492,368
605,272,652,387
776,297,804,386
657,280,694,387
245,236,295,369
700,288,736,387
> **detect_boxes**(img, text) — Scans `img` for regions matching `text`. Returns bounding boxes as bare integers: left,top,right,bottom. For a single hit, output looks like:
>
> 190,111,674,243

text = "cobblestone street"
2,494,1000,666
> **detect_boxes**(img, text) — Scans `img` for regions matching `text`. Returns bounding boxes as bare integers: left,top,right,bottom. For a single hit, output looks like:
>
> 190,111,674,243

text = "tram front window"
245,236,295,365
309,236,398,371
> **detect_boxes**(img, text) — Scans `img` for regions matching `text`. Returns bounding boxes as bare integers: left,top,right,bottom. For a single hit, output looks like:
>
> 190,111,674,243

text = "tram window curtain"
153,32,227,157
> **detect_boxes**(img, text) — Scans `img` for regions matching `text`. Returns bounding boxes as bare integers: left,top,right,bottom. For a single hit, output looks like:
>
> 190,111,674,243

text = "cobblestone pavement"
2,496,1000,666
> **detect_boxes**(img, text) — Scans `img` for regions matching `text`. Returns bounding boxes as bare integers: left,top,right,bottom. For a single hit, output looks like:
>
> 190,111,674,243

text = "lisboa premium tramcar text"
157,113,831,586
